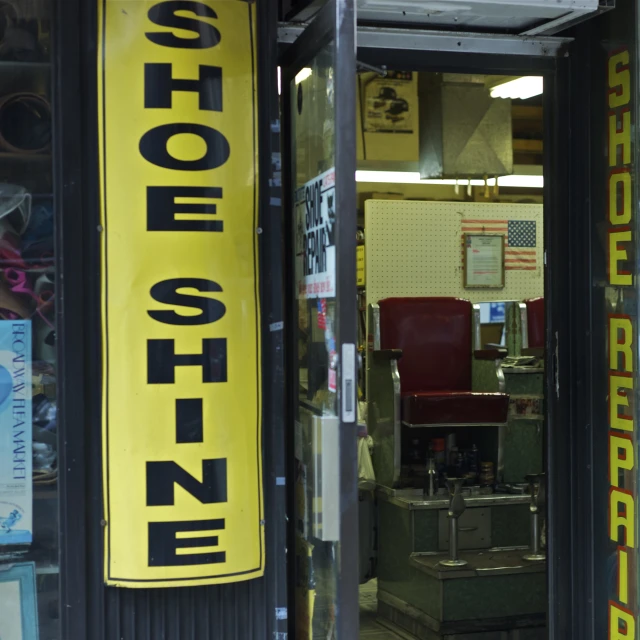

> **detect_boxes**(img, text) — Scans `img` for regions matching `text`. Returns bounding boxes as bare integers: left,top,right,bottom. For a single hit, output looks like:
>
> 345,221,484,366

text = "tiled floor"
359,580,410,640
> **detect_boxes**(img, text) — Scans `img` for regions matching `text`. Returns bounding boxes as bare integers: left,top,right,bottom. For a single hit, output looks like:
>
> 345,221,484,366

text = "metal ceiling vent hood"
418,74,512,181
357,0,612,35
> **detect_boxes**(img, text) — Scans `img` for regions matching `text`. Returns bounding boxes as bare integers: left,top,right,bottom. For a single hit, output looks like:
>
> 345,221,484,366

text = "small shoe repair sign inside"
98,0,263,588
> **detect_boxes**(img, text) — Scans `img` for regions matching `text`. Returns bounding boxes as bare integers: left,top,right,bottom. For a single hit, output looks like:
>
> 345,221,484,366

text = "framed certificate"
463,233,505,289
0,562,39,640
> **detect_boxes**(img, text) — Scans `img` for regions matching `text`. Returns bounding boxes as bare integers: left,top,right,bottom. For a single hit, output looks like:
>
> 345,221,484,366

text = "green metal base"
378,589,547,640
378,547,546,631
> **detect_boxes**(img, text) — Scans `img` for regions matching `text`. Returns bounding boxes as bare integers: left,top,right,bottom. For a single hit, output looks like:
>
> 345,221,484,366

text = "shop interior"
293,67,548,640
0,3,58,640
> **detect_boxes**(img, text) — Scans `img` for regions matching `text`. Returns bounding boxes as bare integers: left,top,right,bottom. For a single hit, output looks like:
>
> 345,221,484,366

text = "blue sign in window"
489,302,506,323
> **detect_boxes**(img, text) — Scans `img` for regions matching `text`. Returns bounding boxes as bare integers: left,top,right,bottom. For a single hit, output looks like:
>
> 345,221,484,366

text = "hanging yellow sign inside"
98,0,263,587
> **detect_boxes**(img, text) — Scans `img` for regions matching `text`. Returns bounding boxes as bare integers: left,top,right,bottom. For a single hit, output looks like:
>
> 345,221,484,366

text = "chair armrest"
372,349,403,362
474,348,508,361
367,350,402,488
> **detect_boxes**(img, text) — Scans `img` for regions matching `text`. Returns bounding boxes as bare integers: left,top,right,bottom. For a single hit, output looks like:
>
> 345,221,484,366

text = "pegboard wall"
364,200,544,306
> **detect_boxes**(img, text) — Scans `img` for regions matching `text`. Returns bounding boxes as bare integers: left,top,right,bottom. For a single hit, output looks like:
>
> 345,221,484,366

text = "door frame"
280,2,360,638
353,43,575,637
277,25,584,639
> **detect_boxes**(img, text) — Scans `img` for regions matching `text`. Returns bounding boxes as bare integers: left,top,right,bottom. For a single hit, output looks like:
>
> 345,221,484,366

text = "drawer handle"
459,526,478,532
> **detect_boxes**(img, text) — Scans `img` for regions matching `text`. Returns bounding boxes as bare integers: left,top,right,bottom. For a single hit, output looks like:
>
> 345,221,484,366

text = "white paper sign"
295,168,336,299
464,234,505,289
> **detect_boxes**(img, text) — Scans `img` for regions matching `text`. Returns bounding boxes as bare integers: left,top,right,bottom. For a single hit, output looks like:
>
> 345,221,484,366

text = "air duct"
418,73,513,180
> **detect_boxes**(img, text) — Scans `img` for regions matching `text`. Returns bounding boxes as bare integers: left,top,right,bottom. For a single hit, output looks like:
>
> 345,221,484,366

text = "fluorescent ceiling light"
277,66,281,96
490,76,543,100
493,174,543,188
295,68,313,85
356,171,484,186
355,170,543,189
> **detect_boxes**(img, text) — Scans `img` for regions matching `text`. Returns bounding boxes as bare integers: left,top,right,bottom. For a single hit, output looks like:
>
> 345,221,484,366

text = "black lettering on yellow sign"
100,0,262,587
140,4,233,569
146,460,227,506
148,519,226,567
140,122,230,171
147,339,228,384
146,1,221,49
144,63,222,111
147,186,224,232
149,279,226,326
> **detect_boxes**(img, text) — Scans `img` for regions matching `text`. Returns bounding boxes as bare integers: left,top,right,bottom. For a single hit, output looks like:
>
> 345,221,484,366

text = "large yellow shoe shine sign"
98,0,263,587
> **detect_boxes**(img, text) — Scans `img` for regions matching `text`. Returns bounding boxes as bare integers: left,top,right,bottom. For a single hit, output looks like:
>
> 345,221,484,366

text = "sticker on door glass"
296,168,336,299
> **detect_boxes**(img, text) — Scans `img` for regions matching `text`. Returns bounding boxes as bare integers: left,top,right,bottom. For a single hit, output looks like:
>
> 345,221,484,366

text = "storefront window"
0,2,58,638
590,5,640,636
290,45,342,639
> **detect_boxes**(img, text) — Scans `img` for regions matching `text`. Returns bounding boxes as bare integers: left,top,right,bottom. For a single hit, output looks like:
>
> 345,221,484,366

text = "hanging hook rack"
356,61,387,77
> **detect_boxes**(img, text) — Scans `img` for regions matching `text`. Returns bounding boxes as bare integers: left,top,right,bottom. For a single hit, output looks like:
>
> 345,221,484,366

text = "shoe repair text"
606,47,639,640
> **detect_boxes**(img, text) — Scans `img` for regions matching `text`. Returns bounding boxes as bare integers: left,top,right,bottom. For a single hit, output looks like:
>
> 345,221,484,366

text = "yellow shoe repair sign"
98,0,263,587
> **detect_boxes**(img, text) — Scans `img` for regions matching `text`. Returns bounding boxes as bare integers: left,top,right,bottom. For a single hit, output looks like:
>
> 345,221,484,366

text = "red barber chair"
367,297,510,487
523,297,545,353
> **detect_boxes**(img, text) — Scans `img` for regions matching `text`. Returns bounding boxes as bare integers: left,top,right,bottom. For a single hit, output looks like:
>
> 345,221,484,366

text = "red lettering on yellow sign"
609,315,634,372
607,47,636,640
609,50,631,108
609,371,634,431
609,432,634,488
608,228,633,285
609,486,635,546
610,600,636,639
609,169,632,225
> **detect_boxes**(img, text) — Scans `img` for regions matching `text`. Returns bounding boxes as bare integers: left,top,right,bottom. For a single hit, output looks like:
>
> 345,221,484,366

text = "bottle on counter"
432,438,446,467
479,461,495,488
424,457,438,497
431,438,446,483
448,445,459,470
455,451,466,478
468,444,480,483
445,433,456,467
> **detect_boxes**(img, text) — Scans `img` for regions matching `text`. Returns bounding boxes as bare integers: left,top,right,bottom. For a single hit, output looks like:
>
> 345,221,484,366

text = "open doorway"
356,71,548,640
282,17,571,634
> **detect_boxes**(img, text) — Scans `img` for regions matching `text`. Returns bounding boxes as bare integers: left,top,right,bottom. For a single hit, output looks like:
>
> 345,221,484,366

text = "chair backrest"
378,297,472,393
525,297,545,350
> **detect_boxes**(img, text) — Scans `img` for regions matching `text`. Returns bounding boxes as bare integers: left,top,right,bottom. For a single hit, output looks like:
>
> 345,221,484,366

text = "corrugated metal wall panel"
104,581,267,640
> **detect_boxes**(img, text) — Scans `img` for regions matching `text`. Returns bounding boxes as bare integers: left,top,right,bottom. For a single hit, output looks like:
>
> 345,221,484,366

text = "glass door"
281,1,358,638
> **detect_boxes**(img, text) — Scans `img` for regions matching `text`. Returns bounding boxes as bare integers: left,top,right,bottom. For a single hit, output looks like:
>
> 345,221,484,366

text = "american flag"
461,219,537,270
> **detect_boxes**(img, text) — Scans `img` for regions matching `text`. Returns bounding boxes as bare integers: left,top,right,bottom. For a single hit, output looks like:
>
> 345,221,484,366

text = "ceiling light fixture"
491,174,543,189
489,76,543,100
295,67,313,85
355,171,484,186
355,170,543,189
